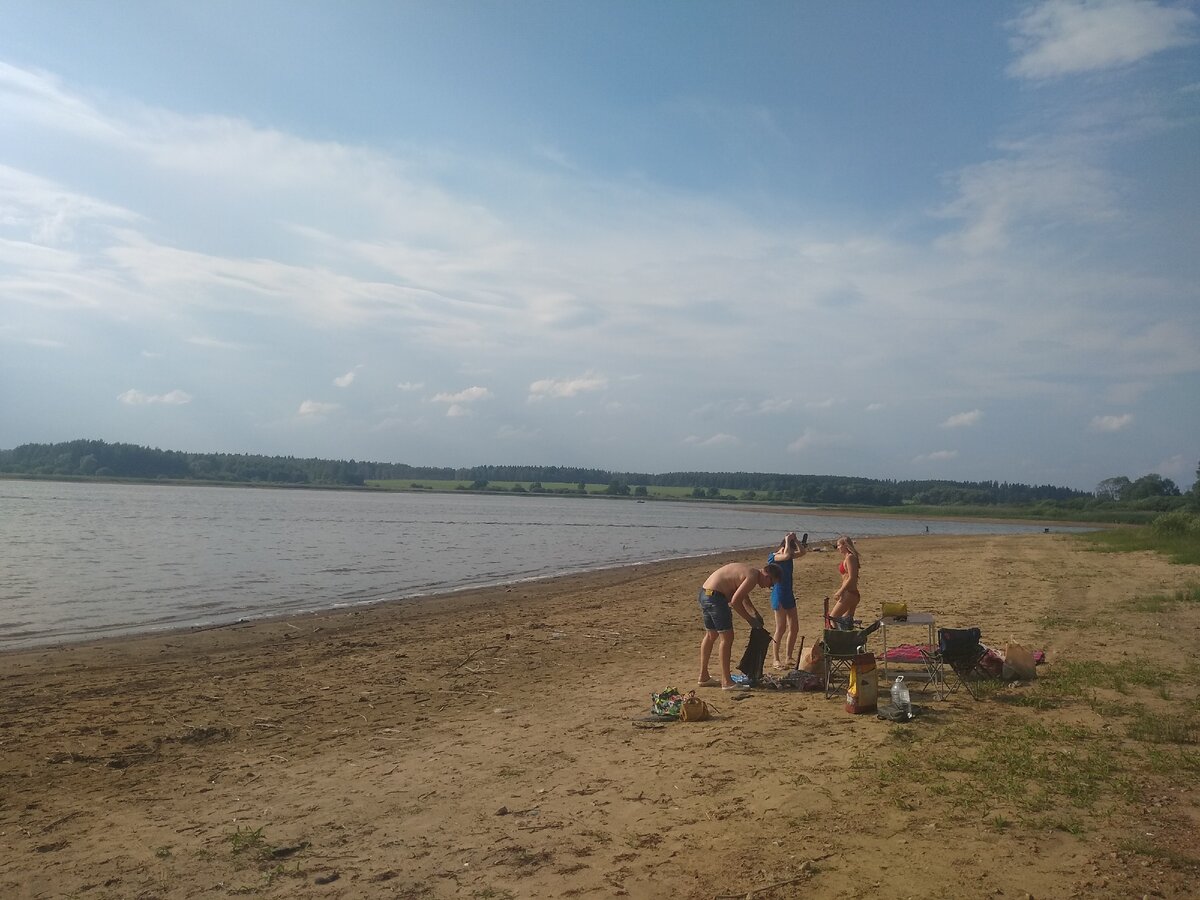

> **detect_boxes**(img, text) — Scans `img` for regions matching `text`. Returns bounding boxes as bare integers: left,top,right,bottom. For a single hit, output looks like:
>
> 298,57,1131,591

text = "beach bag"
881,600,907,619
1002,640,1037,681
678,692,712,722
651,687,685,718
844,653,878,714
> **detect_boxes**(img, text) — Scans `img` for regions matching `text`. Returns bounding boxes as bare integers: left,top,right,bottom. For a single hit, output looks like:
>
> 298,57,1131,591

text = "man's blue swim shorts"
698,588,734,632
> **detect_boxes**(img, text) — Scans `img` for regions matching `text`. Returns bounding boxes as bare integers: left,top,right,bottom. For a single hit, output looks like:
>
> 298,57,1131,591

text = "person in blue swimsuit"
768,532,808,668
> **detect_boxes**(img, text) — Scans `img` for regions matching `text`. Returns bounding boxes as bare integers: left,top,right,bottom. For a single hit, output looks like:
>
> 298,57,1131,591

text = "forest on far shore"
2,439,1196,520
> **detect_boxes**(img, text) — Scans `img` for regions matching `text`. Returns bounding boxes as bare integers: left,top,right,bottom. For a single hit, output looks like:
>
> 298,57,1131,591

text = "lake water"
0,479,1078,650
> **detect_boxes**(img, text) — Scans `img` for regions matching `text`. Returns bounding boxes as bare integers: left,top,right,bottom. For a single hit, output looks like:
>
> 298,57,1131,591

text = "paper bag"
1002,640,1037,680
798,642,823,673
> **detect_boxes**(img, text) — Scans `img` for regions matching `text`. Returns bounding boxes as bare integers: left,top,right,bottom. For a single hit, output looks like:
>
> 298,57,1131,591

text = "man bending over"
696,561,782,690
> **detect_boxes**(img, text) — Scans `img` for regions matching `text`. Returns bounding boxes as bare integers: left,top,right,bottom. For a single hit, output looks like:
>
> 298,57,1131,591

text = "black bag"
737,626,772,685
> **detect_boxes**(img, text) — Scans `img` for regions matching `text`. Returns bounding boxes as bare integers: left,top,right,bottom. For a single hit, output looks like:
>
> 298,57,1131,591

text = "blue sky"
1,1,1197,491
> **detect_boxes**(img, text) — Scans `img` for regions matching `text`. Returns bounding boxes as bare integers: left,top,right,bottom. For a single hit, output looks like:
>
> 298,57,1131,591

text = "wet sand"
2,533,1197,898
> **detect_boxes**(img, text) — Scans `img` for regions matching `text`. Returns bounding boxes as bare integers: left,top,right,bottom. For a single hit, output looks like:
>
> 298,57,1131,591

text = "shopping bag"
1002,640,1037,680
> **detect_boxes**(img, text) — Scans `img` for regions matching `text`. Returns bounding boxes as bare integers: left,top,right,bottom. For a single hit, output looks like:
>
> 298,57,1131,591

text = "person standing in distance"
828,535,862,629
768,532,807,669
697,561,781,690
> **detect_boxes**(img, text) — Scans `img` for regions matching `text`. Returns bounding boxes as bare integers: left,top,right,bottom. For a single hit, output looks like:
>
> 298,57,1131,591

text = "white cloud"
432,386,492,404
1008,0,1198,80
937,152,1116,254
684,433,740,447
756,397,796,414
396,381,425,392
0,161,139,249
186,336,246,351
297,399,339,417
1154,454,1187,480
445,404,471,418
1090,413,1134,432
528,373,608,401
786,428,850,453
942,409,983,428
865,402,886,412
496,424,538,440
118,388,192,405
915,450,959,462
333,370,357,388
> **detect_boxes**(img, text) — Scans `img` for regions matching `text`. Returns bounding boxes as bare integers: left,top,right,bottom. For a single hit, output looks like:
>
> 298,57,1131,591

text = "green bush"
1151,510,1200,537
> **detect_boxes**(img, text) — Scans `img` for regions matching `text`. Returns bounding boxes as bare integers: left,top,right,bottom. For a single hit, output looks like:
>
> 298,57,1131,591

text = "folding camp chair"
919,627,990,700
822,628,870,698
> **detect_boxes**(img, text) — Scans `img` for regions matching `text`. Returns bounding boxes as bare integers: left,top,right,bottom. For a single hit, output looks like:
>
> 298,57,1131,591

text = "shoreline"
2,472,1126,526
0,548,757,660
4,532,1196,899
0,548,763,656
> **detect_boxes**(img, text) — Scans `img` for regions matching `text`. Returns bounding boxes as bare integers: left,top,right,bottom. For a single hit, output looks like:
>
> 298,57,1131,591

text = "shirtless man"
697,561,782,689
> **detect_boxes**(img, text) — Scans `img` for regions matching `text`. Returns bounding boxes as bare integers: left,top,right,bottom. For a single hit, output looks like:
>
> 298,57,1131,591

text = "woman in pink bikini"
828,535,862,628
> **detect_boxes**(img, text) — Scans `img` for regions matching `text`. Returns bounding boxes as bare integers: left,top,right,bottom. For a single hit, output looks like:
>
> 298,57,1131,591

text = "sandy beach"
2,533,1198,899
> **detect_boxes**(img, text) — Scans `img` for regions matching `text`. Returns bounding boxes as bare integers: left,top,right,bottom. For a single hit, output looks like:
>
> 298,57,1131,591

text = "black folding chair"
821,628,870,698
920,627,990,700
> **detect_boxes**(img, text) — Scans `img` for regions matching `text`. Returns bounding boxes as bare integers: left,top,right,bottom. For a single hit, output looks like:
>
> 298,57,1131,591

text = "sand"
2,533,1198,899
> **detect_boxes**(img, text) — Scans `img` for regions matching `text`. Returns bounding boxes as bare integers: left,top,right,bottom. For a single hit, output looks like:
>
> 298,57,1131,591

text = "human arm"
729,573,764,627
772,533,807,563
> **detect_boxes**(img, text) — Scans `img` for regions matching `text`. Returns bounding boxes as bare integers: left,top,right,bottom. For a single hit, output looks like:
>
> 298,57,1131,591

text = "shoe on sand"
697,677,720,687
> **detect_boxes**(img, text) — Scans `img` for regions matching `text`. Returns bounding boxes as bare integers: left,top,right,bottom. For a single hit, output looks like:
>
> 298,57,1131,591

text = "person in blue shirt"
768,531,808,669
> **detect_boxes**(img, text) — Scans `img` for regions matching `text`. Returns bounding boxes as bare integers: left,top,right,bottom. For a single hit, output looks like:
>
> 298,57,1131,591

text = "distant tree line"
3,439,1152,509
1092,467,1200,513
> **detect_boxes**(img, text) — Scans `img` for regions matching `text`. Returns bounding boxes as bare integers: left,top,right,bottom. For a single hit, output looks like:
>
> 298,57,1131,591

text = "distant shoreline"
0,472,1126,526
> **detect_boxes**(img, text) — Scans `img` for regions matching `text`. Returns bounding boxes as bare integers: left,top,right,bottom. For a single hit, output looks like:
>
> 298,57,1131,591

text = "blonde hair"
837,535,862,564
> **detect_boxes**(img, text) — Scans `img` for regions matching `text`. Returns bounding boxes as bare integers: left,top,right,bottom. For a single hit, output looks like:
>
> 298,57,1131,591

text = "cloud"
528,373,607,401
396,381,425,392
186,336,246,351
805,397,837,410
937,152,1117,254
786,428,850,453
333,369,358,388
1008,0,1198,80
914,450,959,462
432,386,492,404
297,400,339,417
865,402,886,412
118,388,192,405
755,397,796,414
1090,412,1134,432
941,409,983,428
684,433,740,447
1154,454,1187,480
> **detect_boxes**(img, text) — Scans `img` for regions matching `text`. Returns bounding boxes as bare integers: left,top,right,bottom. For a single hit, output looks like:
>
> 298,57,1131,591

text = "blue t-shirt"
767,552,795,609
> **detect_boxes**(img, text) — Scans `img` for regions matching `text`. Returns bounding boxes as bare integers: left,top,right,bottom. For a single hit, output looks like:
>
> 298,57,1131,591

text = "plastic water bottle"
891,675,911,717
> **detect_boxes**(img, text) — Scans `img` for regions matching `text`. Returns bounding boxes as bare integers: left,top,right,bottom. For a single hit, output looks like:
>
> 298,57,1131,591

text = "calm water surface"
0,480,1078,649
